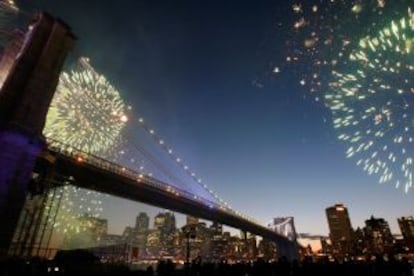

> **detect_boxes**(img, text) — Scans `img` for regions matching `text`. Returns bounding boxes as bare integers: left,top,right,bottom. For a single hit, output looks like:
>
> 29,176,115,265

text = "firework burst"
283,0,393,97
44,57,128,156
325,9,414,192
44,58,127,239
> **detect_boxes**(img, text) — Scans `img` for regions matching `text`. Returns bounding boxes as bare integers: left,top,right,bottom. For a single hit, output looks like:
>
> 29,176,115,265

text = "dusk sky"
18,0,414,236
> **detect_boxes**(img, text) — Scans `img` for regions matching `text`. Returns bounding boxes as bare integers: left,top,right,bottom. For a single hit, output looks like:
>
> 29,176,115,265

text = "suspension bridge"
0,4,298,260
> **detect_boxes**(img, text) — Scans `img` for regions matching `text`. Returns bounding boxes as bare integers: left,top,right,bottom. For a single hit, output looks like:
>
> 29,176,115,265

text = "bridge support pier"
0,131,44,256
0,13,75,256
276,239,299,262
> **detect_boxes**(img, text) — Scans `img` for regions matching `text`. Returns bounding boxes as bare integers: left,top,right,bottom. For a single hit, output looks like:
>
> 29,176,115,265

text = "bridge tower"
0,13,75,256
268,217,299,260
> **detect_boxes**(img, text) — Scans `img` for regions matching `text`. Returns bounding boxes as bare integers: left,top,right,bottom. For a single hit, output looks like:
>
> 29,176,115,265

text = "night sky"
17,0,414,236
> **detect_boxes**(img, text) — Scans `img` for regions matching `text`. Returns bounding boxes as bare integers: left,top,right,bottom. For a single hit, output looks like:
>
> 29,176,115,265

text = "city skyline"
16,0,414,237
61,206,413,255
83,202,411,240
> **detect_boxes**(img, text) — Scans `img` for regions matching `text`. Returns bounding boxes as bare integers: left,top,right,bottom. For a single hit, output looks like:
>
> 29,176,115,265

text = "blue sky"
18,0,414,235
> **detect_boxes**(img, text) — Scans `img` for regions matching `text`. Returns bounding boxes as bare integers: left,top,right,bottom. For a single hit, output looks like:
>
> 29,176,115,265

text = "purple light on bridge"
0,130,44,197
0,129,46,253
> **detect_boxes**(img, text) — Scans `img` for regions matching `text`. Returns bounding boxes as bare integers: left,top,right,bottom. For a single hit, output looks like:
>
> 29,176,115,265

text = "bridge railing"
45,138,241,218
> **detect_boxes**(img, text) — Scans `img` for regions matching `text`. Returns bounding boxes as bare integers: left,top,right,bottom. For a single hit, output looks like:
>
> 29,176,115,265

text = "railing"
45,140,294,241
46,138,244,219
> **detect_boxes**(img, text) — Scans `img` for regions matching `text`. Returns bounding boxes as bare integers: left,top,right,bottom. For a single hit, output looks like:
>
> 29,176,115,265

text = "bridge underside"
36,150,298,260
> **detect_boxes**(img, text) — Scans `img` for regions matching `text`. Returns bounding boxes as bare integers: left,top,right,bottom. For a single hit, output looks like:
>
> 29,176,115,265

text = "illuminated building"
325,204,354,256
354,227,366,255
146,229,161,257
227,236,245,260
398,216,414,251
135,212,149,254
153,212,177,256
210,222,223,237
182,221,212,259
63,213,108,249
154,212,176,233
364,215,394,254
246,235,258,260
209,223,225,260
258,239,277,260
320,237,333,255
186,215,199,225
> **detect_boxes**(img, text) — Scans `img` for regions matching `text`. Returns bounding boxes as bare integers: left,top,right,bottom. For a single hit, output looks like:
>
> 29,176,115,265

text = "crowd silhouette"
1,253,413,276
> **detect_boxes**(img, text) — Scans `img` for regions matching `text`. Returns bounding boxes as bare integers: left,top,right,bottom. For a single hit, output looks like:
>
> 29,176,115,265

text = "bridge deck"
35,146,297,258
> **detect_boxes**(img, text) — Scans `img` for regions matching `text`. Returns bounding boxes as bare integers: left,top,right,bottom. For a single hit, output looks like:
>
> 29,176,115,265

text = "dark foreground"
1,256,413,276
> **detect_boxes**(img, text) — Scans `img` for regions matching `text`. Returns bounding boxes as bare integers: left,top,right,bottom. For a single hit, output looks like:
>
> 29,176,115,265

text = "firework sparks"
284,0,390,95
46,185,104,238
44,58,127,237
325,10,414,192
44,57,127,156
281,1,414,192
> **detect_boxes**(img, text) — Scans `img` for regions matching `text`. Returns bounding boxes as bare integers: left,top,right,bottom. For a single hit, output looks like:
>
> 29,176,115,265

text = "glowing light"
352,4,362,14
292,4,302,14
44,57,127,156
120,115,128,123
0,0,18,12
377,0,386,8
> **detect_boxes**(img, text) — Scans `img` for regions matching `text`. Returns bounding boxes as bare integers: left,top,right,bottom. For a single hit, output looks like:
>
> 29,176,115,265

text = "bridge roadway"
37,143,297,258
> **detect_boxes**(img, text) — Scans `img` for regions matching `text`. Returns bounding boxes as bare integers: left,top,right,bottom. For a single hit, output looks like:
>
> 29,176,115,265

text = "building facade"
364,216,394,254
398,216,414,252
325,204,354,256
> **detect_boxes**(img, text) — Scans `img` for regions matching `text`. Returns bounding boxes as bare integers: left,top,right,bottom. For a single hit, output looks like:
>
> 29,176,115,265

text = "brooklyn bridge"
0,6,298,263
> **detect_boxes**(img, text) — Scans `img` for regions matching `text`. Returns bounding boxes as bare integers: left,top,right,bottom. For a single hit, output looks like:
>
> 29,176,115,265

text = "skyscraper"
364,215,394,254
153,212,176,255
135,212,149,233
154,212,176,233
135,212,149,253
398,216,414,252
325,204,354,255
398,216,414,241
210,222,223,237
